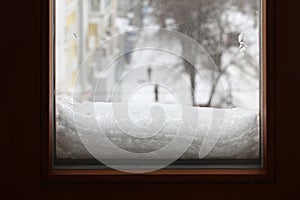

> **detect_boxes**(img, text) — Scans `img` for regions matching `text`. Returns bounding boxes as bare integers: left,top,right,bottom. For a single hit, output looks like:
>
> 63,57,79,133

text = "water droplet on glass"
73,32,79,39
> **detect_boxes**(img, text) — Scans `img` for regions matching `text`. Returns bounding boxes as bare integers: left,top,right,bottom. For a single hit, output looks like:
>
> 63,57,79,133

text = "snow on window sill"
55,95,259,160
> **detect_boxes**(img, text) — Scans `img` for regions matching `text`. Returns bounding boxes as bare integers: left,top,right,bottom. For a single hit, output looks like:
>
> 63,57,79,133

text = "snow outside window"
54,0,263,172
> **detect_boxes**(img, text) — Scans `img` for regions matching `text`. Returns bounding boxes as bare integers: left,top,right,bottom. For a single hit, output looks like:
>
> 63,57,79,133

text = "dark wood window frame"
41,0,275,183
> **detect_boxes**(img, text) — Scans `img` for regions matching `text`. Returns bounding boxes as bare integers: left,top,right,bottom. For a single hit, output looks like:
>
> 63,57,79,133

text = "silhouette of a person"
154,84,159,102
147,66,152,82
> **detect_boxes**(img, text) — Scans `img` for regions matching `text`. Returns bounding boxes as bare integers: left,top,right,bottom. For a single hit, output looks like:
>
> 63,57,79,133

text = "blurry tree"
151,0,258,107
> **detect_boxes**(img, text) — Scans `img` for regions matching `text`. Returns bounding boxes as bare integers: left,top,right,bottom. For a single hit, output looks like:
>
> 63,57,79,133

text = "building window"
91,0,101,12
104,0,111,8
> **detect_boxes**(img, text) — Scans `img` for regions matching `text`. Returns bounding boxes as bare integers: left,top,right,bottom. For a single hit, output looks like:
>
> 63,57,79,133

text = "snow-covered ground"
56,95,259,159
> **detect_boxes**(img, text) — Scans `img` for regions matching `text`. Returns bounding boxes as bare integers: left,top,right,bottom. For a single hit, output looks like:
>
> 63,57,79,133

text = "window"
104,0,111,8
49,0,272,177
91,0,101,12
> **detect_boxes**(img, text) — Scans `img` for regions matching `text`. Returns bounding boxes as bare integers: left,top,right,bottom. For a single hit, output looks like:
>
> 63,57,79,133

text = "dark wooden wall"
0,0,299,199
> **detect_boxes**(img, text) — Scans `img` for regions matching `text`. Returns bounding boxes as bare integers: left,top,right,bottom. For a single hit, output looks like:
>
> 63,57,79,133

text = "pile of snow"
56,95,259,160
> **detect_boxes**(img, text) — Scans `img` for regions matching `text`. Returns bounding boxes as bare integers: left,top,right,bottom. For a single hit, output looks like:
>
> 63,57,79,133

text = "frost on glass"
54,0,262,170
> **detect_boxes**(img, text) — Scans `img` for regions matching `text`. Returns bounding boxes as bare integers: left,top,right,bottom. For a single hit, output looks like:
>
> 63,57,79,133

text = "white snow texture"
56,95,259,160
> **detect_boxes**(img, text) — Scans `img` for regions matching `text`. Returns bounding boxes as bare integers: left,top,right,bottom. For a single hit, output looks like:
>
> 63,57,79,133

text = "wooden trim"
41,0,275,183
49,0,54,178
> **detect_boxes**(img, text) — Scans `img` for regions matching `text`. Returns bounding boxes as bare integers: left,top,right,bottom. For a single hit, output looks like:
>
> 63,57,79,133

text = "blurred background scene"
55,0,261,111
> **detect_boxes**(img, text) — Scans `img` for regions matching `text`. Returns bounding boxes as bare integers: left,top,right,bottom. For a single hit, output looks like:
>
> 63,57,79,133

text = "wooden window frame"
41,0,275,183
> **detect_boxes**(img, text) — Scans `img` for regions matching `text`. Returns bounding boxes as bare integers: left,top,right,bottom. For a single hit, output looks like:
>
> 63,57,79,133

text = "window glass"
54,0,262,172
